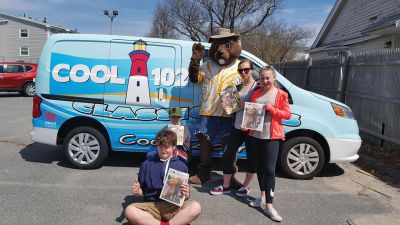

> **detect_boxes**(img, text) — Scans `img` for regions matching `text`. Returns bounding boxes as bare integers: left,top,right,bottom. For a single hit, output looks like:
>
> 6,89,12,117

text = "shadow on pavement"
115,195,142,225
20,144,346,181
19,143,146,169
19,143,66,165
316,163,345,177
353,154,400,189
0,92,22,97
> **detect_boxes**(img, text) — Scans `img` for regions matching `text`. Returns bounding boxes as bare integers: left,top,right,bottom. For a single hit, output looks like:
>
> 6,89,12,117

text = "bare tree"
148,3,177,38
241,19,314,63
149,0,280,41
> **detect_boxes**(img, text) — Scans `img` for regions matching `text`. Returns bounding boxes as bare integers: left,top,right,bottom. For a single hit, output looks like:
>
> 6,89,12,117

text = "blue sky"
1,0,335,46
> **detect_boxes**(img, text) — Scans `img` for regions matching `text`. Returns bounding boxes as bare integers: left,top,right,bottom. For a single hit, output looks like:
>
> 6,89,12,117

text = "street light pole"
103,10,118,34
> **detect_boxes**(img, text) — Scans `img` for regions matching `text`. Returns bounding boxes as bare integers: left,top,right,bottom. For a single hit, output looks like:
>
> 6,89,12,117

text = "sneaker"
210,185,231,195
236,186,250,197
264,207,283,222
249,197,266,208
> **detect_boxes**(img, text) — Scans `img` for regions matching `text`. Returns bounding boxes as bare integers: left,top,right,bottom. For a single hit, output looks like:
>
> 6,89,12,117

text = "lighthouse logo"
126,40,151,105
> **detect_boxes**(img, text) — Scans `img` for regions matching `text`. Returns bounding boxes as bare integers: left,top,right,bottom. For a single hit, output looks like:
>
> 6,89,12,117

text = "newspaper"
160,168,189,207
219,85,241,115
167,125,184,146
242,102,265,131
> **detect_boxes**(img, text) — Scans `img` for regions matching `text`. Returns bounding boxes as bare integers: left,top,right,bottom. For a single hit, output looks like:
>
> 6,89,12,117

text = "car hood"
311,92,349,108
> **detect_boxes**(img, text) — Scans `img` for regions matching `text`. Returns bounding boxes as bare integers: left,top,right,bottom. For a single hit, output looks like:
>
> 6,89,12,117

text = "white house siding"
395,34,400,48
3,19,48,63
0,21,6,61
349,35,394,53
310,51,330,59
322,0,400,45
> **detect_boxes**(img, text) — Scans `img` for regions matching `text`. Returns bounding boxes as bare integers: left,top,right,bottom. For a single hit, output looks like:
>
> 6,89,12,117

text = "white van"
31,34,361,179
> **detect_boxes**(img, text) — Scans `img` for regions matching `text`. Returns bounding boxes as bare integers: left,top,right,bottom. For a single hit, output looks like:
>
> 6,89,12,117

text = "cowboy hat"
208,28,240,42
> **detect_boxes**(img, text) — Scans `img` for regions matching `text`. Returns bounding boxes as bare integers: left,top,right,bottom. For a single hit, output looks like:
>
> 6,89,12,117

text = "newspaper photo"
242,102,265,131
160,168,189,207
167,125,184,146
219,85,241,115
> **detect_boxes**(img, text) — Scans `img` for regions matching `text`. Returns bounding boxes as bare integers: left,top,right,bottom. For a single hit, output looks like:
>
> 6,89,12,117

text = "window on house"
20,47,29,56
20,28,29,38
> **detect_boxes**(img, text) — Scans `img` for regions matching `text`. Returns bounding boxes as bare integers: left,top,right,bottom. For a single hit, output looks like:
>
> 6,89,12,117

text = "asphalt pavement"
0,93,399,225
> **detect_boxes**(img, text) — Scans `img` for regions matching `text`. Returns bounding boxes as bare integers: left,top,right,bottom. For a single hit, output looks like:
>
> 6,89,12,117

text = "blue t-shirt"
138,155,188,202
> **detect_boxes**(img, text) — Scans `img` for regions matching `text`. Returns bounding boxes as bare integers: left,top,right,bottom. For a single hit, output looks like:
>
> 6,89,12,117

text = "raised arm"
188,43,205,83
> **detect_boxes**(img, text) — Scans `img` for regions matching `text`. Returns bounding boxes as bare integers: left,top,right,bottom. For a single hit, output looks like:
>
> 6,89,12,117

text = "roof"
310,0,344,49
0,11,77,33
362,13,400,34
309,0,400,52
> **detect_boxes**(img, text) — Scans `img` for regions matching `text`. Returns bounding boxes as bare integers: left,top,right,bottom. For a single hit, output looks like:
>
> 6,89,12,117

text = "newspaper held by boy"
160,168,189,207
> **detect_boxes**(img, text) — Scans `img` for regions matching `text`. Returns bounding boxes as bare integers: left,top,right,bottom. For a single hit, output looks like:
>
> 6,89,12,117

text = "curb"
355,153,400,181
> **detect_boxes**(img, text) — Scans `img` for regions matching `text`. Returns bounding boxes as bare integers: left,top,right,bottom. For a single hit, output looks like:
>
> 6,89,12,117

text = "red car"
0,62,37,97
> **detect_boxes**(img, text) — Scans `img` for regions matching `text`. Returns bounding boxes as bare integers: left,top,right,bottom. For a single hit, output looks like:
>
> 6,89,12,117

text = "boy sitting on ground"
125,130,201,225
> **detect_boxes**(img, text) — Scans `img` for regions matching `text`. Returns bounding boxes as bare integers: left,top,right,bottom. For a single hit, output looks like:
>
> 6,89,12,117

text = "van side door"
103,39,184,152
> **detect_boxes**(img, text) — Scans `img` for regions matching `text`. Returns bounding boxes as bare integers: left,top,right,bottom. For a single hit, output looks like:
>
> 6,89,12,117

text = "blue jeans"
195,116,234,144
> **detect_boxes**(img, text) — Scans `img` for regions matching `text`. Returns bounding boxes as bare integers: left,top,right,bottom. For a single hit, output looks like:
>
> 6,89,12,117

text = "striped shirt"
197,59,241,117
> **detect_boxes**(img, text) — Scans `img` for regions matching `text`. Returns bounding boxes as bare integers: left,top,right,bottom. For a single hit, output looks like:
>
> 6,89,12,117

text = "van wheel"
22,83,35,97
280,137,325,179
63,126,109,169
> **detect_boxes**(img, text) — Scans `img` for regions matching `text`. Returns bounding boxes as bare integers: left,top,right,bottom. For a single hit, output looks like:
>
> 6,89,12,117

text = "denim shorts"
195,116,234,144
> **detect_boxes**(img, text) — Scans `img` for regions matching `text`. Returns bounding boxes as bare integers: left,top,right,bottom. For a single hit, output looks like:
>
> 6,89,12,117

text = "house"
0,12,77,63
309,0,400,58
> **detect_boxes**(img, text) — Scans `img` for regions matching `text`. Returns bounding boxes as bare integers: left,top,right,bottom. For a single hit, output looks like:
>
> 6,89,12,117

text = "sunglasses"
237,68,252,73
259,65,273,70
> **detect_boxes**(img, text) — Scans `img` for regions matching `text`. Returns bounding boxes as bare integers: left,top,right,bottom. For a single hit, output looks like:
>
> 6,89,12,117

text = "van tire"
63,126,109,169
280,137,325,179
22,82,35,97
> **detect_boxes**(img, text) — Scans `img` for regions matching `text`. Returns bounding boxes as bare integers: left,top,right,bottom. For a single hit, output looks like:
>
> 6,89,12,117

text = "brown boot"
196,134,213,183
189,175,209,185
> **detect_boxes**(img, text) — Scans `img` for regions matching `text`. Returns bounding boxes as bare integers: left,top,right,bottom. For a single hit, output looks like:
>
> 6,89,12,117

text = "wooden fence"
273,49,400,149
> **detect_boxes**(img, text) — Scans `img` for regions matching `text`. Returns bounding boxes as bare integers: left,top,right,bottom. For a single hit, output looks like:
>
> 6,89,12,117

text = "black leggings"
251,137,280,204
222,128,256,174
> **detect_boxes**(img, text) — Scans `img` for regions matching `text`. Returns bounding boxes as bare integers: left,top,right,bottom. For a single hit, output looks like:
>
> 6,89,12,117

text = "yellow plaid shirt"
197,59,241,117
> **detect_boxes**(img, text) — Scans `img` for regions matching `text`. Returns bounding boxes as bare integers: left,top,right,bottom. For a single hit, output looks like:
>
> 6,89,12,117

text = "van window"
0,65,4,73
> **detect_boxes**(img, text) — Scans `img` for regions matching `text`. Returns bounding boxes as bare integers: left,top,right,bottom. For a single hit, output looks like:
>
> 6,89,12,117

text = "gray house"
0,12,77,63
309,0,400,58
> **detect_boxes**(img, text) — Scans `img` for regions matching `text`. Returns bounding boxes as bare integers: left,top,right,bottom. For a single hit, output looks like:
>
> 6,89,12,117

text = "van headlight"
331,103,355,120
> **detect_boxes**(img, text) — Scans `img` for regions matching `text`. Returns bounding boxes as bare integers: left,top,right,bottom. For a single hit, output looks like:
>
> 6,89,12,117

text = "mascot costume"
188,28,243,186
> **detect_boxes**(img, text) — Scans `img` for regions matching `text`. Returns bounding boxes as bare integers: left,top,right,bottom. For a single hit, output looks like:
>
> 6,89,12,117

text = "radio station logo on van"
51,40,152,105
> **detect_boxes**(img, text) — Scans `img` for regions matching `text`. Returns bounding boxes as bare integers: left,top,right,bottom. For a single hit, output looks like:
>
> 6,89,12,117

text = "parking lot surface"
0,94,399,225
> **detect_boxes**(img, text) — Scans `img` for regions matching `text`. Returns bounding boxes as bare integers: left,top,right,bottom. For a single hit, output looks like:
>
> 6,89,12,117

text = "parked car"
0,62,37,97
31,34,361,179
